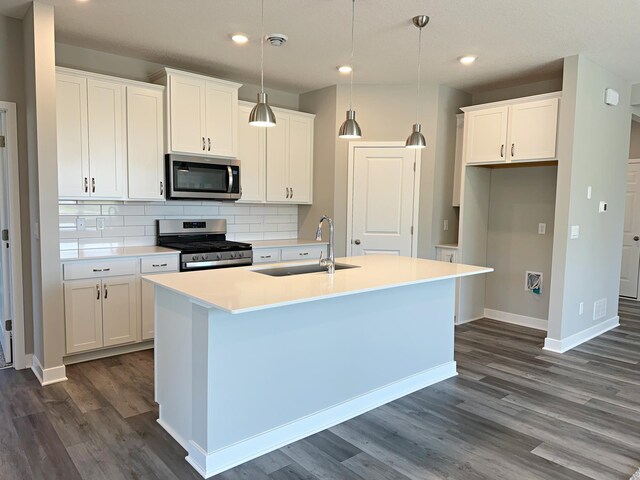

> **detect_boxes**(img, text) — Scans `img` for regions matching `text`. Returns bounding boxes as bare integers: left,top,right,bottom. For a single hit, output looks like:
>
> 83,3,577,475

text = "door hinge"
5,319,11,331
0,136,5,148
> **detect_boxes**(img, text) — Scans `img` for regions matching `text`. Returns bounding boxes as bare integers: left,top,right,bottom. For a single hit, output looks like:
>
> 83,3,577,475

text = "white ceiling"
3,0,640,94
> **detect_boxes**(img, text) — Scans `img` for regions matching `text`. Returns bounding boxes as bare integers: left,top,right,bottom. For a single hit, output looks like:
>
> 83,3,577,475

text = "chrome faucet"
315,215,335,274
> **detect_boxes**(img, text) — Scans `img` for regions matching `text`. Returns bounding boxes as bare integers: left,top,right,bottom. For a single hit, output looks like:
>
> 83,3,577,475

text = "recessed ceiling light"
458,55,477,65
337,65,353,74
231,34,249,45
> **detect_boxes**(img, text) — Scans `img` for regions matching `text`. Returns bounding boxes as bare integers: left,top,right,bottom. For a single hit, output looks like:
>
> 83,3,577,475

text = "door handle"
202,137,206,151
227,166,234,193
354,239,361,245
91,177,96,193
208,138,211,151
511,143,515,157
634,236,639,241
500,145,505,158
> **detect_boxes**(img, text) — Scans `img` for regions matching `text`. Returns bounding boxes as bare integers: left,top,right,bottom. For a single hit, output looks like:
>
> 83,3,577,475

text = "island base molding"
185,361,457,478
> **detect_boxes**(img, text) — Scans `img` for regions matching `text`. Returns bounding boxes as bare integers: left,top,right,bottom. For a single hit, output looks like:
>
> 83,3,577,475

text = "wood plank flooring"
1,302,639,479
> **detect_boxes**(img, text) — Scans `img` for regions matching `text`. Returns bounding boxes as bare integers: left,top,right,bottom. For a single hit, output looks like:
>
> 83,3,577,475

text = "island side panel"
191,278,456,475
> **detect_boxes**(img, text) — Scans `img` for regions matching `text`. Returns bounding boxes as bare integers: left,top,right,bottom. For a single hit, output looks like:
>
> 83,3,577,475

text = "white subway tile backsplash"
60,201,299,249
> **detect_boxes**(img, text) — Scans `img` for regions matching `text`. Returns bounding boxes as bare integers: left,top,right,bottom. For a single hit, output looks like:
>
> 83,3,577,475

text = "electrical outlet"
579,302,584,315
570,225,580,239
538,223,546,235
96,217,106,231
76,217,86,231
443,219,449,231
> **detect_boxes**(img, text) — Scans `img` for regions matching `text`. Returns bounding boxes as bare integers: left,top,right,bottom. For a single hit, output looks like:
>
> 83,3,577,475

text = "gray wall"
471,78,563,105
0,14,34,356
23,2,65,369
485,166,557,320
55,43,300,110
548,55,632,341
630,120,640,159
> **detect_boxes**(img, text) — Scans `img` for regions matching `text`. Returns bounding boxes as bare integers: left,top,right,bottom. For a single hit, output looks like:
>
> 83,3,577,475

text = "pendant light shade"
250,0,276,127
406,123,426,149
249,92,276,127
338,0,362,139
406,15,429,149
338,110,362,138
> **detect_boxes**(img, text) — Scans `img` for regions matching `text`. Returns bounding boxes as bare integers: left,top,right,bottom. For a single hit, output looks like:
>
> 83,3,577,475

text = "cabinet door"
87,79,126,198
266,113,290,203
287,114,313,204
253,248,281,264
465,106,509,164
237,104,266,203
205,81,238,158
507,98,559,162
169,74,207,154
141,279,155,340
280,245,327,262
102,276,138,347
127,86,165,200
57,74,90,198
64,280,103,354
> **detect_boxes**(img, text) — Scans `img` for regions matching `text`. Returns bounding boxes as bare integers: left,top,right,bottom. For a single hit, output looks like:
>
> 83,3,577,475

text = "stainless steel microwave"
165,154,241,201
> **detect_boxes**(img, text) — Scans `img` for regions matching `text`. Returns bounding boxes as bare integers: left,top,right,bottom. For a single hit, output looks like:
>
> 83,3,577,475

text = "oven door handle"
227,166,234,194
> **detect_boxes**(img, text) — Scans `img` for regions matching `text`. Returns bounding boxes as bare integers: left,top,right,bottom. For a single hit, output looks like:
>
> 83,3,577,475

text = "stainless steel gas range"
157,219,252,271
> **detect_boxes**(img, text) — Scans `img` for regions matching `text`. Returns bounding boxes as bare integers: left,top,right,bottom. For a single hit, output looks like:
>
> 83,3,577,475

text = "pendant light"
406,15,429,149
249,0,276,127
338,0,362,139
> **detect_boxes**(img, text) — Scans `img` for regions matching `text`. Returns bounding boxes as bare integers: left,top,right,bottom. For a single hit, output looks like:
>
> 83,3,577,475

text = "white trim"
455,315,484,326
484,308,548,331
56,66,165,91
185,361,457,479
543,316,619,353
629,158,640,165
31,355,67,386
0,102,26,370
460,91,562,112
346,142,421,257
63,340,153,365
157,416,189,451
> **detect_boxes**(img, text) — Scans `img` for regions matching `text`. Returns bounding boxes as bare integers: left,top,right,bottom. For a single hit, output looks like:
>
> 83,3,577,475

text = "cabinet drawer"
140,255,179,273
281,245,327,262
63,259,137,281
253,248,281,264
436,248,458,263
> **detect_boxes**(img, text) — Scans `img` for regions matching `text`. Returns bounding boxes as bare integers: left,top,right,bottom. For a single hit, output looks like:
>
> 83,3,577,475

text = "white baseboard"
183,361,457,478
64,340,153,365
157,416,189,451
456,315,484,325
24,353,33,369
484,308,548,331
543,316,619,353
31,355,67,386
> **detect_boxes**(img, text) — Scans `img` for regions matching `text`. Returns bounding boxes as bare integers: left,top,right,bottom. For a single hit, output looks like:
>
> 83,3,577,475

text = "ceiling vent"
265,33,288,47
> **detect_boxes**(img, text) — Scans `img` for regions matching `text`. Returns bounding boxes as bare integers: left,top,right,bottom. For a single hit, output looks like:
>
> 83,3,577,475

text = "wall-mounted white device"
570,225,580,239
605,88,619,106
598,201,607,213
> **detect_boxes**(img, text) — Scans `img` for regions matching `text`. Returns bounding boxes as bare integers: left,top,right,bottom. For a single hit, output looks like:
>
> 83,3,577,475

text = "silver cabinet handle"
285,187,290,199
299,252,309,256
511,143,515,157
208,138,211,151
260,255,271,259
500,145,505,158
152,263,168,267
290,187,293,199
227,166,234,194
103,284,108,299
92,268,111,272
96,284,100,300
354,239,361,245
84,177,89,193
91,177,96,193
160,181,164,195
202,137,206,151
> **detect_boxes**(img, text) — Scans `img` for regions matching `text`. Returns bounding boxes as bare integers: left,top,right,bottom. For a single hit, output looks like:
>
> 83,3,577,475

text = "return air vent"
593,298,607,321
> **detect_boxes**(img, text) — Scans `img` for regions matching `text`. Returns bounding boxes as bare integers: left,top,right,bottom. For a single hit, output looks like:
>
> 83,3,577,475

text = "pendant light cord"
260,0,265,94
415,26,423,123
349,0,355,111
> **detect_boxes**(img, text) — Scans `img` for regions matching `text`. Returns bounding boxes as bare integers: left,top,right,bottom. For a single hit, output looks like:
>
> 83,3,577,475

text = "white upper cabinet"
57,73,90,198
266,112,290,203
465,106,509,164
127,85,165,200
507,98,559,162
56,68,165,201
287,114,313,203
462,93,560,166
237,102,266,203
156,68,240,158
86,79,126,199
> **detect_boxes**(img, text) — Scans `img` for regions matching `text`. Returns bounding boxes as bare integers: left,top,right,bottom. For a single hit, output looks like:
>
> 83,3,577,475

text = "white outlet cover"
587,186,592,200
538,223,546,235
76,217,86,231
96,217,106,230
443,220,449,231
570,225,580,239
579,302,584,315
598,201,607,213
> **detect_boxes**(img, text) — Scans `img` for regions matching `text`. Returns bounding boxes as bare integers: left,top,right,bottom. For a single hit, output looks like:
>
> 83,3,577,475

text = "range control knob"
202,254,208,260
216,253,222,259
191,255,199,261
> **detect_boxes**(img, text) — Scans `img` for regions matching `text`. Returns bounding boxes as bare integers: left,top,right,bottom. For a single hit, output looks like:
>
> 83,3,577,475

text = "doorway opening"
620,115,640,299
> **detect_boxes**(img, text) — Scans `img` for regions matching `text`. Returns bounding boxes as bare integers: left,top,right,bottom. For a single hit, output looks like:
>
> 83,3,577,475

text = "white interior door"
0,111,11,363
620,163,640,298
350,147,417,256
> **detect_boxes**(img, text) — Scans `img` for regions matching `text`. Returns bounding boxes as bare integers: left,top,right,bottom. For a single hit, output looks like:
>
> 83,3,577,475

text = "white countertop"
144,255,492,314
60,246,180,261
250,239,328,248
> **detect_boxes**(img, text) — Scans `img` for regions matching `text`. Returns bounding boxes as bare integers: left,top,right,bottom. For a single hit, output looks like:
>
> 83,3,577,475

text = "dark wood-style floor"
2,302,640,480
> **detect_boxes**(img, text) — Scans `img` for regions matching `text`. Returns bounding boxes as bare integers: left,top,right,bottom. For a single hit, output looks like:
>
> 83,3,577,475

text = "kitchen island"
144,255,491,478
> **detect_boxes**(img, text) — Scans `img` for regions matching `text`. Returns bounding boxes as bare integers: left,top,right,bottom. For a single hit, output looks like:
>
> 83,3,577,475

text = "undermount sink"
254,263,360,277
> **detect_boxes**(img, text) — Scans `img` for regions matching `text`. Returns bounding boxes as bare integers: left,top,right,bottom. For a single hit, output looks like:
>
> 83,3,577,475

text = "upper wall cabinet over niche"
56,67,165,201
462,93,560,166
152,68,241,159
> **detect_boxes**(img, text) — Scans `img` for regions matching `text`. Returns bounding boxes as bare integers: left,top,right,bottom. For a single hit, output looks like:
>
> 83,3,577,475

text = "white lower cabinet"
140,254,180,341
253,244,328,265
102,276,138,347
253,248,281,264
64,279,104,354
